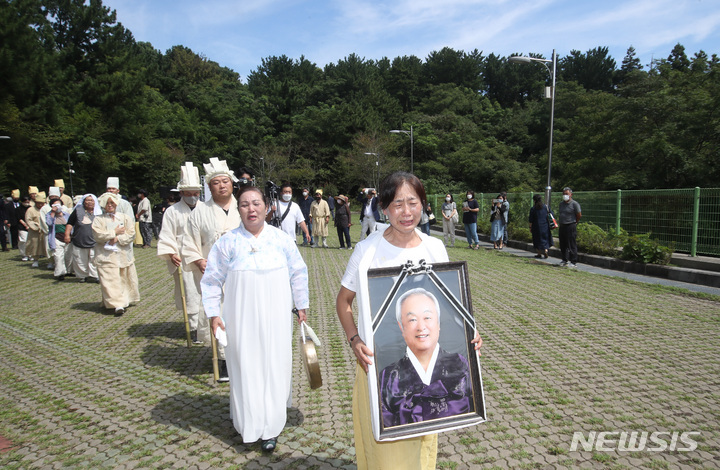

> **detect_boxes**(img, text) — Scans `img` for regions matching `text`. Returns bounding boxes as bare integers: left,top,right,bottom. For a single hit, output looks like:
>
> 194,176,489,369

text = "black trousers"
559,223,578,263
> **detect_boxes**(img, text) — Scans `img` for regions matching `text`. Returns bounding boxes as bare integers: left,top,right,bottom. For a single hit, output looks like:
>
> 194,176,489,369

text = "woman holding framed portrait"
336,171,482,469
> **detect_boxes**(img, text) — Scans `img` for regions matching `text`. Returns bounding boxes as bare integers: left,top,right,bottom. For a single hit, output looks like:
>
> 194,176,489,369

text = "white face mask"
302,191,308,197
467,194,473,200
563,194,571,202
445,197,451,202
282,194,292,202
183,195,199,206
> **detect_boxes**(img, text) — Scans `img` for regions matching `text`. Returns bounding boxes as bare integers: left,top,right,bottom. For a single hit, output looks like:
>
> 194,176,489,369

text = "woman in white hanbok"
201,185,309,452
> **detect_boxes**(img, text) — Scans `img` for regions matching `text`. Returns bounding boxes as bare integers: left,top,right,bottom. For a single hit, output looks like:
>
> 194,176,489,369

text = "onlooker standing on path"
558,187,582,268
419,202,433,236
529,194,553,258
490,194,505,250
500,192,510,246
266,182,311,244
327,193,335,220
65,194,100,283
334,195,352,249
358,188,381,240
310,189,331,248
462,190,480,249
298,188,314,246
136,189,153,248
157,163,203,343
441,193,457,247
5,189,21,249
0,197,7,252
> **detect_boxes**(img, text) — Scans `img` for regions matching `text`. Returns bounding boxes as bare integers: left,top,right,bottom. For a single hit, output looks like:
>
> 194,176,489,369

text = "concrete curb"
439,225,720,288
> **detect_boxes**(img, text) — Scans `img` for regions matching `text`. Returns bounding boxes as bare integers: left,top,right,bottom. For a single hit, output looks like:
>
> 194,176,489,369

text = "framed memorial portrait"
365,260,486,441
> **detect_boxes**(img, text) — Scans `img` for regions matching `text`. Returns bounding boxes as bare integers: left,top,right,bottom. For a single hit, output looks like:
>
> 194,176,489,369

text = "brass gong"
299,334,322,389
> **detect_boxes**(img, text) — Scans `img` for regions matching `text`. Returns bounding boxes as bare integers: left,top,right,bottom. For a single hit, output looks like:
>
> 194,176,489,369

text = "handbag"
428,212,436,225
546,206,558,230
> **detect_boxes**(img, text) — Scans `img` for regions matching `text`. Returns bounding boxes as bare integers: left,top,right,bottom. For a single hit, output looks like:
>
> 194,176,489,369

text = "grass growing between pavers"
0,224,718,469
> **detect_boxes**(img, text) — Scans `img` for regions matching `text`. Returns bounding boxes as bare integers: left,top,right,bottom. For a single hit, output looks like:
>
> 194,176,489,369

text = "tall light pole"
389,125,414,174
67,150,84,198
363,152,379,189
260,156,265,187
509,50,557,207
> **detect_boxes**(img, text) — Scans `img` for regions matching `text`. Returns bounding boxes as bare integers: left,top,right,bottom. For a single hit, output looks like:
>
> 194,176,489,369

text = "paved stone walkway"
0,228,718,469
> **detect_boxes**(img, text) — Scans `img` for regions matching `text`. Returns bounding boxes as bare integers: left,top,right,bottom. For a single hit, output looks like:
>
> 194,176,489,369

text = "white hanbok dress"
201,223,309,443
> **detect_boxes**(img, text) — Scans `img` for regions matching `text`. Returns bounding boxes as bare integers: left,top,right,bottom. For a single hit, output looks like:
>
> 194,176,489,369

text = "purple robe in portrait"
380,348,472,427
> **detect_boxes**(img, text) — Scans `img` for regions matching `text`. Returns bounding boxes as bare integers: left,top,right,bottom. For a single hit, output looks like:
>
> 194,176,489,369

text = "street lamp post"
389,125,414,174
260,156,265,187
509,50,557,207
363,152,379,189
67,150,84,198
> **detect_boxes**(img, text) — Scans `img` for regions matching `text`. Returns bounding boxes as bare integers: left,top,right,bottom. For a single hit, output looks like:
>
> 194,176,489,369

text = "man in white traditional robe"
181,158,241,382
157,163,203,344
105,177,135,219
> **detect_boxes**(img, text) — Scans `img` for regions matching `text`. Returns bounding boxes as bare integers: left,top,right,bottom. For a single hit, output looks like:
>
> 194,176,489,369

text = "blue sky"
103,0,720,81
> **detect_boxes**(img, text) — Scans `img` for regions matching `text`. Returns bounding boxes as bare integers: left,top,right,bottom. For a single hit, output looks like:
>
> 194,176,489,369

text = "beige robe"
25,206,47,259
156,200,201,328
92,212,140,309
181,196,240,355
310,199,331,237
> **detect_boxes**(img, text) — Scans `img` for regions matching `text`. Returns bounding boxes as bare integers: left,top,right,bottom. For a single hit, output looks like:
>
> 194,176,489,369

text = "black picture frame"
366,260,486,441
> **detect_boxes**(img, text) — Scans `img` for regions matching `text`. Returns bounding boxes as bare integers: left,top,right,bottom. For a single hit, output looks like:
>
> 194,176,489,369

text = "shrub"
621,234,674,265
577,222,627,256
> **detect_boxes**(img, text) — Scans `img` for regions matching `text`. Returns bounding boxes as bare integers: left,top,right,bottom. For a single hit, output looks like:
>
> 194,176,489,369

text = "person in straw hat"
92,192,140,316
309,188,330,247
55,179,74,208
157,162,203,343
181,158,240,381
25,191,48,267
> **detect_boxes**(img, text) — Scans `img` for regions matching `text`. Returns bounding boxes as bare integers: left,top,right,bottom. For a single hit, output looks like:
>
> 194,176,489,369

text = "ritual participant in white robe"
65,194,100,283
336,171,482,470
105,177,135,219
310,188,331,247
202,185,309,453
181,157,240,381
92,192,140,317
25,191,48,268
157,162,203,343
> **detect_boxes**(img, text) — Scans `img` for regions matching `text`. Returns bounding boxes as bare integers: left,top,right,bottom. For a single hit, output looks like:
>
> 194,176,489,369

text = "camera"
492,199,503,204
265,181,279,200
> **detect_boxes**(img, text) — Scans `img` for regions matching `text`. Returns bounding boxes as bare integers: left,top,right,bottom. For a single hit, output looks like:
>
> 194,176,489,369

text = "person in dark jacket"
528,194,554,258
334,195,352,249
298,188,314,246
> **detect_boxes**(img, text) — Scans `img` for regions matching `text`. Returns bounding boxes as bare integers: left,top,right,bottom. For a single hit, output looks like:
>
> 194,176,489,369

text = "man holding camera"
358,188,381,241
266,182,311,244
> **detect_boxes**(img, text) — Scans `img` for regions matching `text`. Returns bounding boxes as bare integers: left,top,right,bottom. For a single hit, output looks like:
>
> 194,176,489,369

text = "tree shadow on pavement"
70,301,114,316
151,392,327,466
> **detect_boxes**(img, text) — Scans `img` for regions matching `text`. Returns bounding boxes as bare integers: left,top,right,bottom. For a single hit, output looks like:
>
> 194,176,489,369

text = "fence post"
615,189,622,236
691,187,700,257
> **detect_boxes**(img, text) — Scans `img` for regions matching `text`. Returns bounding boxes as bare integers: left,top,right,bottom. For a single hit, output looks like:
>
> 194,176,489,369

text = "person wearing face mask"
310,189,331,248
46,197,73,280
558,187,582,268
462,190,480,249
266,182,311,243
298,188,314,246
157,163,205,343
182,158,241,381
334,194,352,249
65,194,101,283
441,194,458,247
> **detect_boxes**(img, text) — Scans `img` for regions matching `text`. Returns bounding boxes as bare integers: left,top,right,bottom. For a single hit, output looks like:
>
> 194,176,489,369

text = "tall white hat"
106,177,120,189
203,157,237,183
178,162,202,190
48,186,61,197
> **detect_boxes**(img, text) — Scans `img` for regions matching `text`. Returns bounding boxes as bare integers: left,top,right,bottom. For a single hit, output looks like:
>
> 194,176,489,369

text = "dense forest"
1,0,719,199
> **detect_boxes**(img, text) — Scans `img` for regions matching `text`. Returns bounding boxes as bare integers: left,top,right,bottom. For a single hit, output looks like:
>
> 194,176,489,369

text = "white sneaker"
31,261,39,268
22,256,29,261
568,263,577,268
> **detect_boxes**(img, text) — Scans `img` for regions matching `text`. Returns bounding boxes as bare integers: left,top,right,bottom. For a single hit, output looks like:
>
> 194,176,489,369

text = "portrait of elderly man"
379,287,472,428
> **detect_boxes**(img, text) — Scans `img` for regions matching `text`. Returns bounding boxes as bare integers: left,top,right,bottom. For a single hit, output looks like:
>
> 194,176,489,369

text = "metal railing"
429,188,720,257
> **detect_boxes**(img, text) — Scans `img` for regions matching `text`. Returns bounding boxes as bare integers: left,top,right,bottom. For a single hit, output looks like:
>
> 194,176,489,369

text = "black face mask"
315,196,321,200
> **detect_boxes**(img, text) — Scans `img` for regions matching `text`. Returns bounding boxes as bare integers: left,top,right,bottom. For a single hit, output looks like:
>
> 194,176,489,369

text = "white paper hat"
178,162,202,190
106,177,120,189
203,157,237,183
48,186,61,197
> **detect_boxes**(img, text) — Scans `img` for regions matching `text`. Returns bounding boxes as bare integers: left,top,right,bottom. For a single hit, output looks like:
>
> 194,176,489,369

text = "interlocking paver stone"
1,228,719,469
